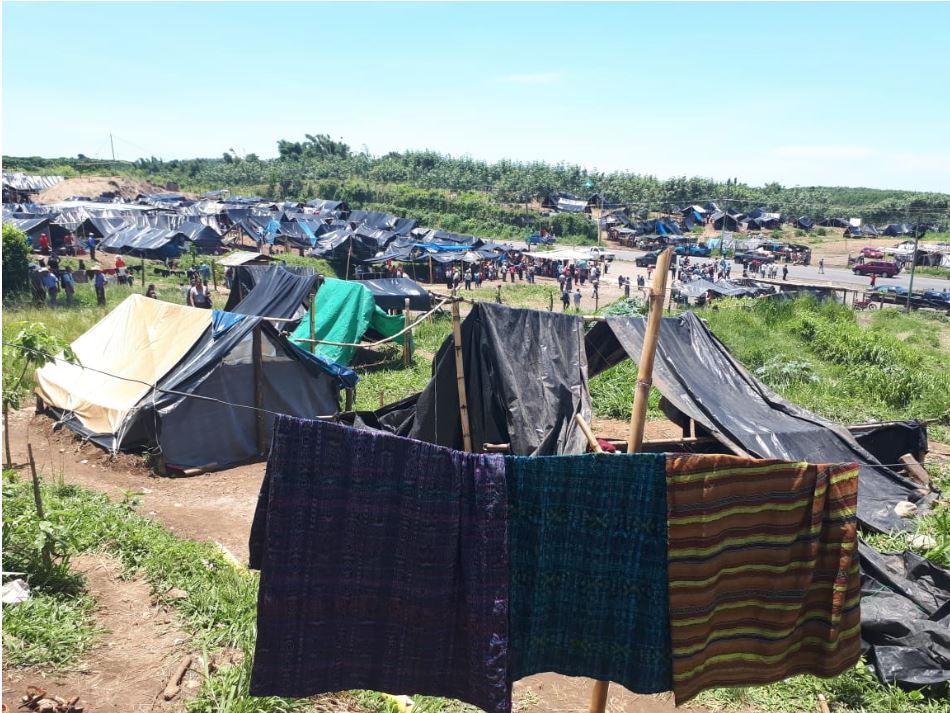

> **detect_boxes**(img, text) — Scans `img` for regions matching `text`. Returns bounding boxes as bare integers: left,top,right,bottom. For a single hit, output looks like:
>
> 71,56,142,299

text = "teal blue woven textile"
506,453,672,693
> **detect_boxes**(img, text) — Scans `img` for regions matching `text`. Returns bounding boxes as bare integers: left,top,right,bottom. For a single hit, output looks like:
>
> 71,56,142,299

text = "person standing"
94,269,107,305
561,286,570,311
573,287,582,311
818,258,825,274
782,264,789,281
61,267,76,306
87,234,98,262
38,233,50,254
870,273,877,289
42,268,59,305
464,268,473,291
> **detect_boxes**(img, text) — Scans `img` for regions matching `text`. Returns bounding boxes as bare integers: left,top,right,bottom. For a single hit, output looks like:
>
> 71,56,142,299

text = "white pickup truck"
588,247,616,262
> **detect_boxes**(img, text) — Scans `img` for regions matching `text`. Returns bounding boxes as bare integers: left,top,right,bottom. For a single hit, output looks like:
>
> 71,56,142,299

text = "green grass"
697,658,947,713
913,266,950,280
0,470,383,712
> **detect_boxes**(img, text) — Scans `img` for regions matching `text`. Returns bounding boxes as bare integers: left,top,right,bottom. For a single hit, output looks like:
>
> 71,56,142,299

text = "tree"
2,224,31,300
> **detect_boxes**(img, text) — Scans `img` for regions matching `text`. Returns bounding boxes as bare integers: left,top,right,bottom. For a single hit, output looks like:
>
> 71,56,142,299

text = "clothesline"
294,297,450,348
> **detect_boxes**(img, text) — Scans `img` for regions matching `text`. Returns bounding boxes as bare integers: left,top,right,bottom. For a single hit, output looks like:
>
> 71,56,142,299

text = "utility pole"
905,217,921,314
110,134,115,161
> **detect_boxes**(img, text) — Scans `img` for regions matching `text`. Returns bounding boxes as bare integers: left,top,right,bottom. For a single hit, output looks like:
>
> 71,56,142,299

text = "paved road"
512,242,949,292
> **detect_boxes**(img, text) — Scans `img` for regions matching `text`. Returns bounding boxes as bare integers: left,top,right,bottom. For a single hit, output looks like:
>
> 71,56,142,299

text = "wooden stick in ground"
403,297,411,367
451,299,473,452
574,413,604,454
27,443,52,570
590,248,673,713
4,401,12,469
627,247,673,452
817,693,831,713
162,654,193,700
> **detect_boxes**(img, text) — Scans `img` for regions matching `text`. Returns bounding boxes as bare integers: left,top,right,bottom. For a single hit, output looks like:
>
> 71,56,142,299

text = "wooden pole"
589,247,672,713
628,247,673,455
140,255,145,288
307,290,316,354
345,241,353,280
451,300,473,452
252,324,266,455
403,297,411,367
496,284,502,304
211,259,217,291
27,443,52,570
3,402,12,469
429,256,434,284
574,413,603,453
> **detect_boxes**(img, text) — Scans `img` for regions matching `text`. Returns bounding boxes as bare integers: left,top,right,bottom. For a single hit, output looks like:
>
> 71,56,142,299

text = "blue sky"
3,2,948,191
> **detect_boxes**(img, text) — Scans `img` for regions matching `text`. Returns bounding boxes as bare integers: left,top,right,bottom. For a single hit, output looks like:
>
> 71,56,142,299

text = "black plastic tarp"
586,313,931,533
851,420,929,466
356,303,591,456
859,541,950,686
224,264,319,319
360,277,432,311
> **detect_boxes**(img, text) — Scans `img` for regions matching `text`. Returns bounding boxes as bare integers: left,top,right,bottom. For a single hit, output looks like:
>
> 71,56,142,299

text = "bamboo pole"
574,413,603,453
590,247,673,713
403,297,411,367
252,325,266,455
627,247,673,452
451,300,473,452
307,290,316,354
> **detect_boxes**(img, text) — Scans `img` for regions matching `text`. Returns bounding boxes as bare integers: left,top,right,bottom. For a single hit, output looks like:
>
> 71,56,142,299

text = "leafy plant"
2,223,32,299
2,321,77,411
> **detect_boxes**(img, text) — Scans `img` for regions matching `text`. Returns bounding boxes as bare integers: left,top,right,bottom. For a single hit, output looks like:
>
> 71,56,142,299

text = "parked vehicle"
528,233,555,246
635,250,662,267
588,246,616,262
733,251,776,265
674,243,712,257
869,285,908,297
853,260,900,277
860,246,884,259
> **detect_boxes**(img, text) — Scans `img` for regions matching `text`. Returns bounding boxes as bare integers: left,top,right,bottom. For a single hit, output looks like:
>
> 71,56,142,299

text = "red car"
860,247,884,259
853,260,899,277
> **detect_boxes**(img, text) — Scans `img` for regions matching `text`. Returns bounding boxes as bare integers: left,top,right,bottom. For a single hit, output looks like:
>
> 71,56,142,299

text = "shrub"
2,224,31,299
816,227,827,236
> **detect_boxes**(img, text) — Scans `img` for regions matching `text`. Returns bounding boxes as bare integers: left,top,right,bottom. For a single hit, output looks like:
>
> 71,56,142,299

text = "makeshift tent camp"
585,313,932,534
289,278,406,366
35,295,356,470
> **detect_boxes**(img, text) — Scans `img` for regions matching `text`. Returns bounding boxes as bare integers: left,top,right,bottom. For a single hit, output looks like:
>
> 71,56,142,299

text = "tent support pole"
345,242,353,281
429,257,433,284
344,387,354,412
211,259,217,292
403,298,411,368
451,300,473,452
590,247,672,713
253,324,266,455
308,290,316,354
141,255,145,288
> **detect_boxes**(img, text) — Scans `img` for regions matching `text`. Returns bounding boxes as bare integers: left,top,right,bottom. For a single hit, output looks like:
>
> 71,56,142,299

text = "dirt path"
2,554,197,713
8,408,264,562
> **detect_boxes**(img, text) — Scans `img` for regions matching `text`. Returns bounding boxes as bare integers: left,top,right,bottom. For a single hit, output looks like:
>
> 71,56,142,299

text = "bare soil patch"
34,177,195,204
2,554,197,713
514,673,709,712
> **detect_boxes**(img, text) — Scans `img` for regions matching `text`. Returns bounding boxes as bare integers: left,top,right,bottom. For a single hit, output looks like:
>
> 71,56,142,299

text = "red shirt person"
38,233,50,253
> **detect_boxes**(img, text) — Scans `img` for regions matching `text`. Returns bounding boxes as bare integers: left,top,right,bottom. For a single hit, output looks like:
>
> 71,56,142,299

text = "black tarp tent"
345,303,592,456
585,313,932,534
360,277,432,311
35,297,356,470
223,263,319,319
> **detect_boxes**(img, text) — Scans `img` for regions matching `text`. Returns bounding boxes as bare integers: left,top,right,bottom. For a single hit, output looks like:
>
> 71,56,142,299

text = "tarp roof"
35,295,213,436
225,263,320,320
360,277,432,311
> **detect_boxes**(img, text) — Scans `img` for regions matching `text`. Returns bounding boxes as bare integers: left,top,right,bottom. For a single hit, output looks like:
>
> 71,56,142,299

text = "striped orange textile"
665,455,861,703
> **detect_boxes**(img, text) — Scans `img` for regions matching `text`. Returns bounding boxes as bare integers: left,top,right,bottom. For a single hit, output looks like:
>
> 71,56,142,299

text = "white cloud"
498,72,562,85
772,144,875,159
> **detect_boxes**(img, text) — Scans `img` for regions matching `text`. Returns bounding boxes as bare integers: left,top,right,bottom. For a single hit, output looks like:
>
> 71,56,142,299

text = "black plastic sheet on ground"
352,303,591,456
585,313,931,533
859,541,950,686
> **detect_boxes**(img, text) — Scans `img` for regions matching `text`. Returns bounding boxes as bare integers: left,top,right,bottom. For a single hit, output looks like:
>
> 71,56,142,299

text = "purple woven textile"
249,415,511,713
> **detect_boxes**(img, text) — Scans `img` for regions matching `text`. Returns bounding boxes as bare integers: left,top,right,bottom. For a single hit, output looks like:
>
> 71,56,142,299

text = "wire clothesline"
294,298,450,348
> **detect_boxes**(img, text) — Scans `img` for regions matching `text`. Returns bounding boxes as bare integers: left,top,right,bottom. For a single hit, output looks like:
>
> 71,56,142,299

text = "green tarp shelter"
290,278,407,366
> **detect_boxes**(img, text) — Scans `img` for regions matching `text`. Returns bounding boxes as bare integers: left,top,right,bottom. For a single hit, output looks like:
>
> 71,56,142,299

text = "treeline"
5,135,949,225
